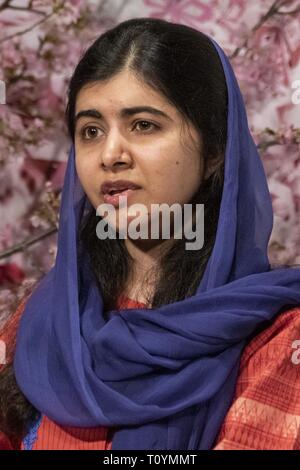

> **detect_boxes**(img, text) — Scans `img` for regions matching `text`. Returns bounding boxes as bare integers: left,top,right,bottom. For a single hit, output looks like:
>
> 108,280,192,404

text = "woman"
1,17,300,451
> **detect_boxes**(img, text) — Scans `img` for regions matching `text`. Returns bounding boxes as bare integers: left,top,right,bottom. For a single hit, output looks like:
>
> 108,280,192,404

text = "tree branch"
229,0,299,59
0,2,64,44
0,226,57,260
4,5,47,16
0,10,55,44
0,0,10,12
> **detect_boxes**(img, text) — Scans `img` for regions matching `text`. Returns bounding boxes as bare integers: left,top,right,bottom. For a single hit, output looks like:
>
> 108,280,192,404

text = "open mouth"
102,187,140,206
109,189,128,195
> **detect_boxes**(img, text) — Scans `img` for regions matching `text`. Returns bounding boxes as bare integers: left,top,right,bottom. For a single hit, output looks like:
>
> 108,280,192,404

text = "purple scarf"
14,36,300,450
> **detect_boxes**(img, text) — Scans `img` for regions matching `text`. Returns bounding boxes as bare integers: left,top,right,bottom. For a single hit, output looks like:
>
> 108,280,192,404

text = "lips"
101,180,141,195
103,188,139,207
108,188,130,195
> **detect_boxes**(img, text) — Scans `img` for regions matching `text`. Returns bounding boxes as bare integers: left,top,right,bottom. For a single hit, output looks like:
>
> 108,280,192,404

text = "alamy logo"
291,79,300,105
291,339,300,365
95,197,205,250
0,80,6,104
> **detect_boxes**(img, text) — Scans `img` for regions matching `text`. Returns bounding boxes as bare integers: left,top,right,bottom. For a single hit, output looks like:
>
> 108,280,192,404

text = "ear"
203,155,223,181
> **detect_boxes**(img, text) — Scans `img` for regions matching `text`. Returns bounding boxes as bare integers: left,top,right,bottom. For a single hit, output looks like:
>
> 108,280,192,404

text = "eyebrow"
75,106,172,126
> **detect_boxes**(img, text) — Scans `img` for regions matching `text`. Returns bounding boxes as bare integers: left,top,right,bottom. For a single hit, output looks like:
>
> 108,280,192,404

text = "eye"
133,120,159,133
80,126,102,141
79,120,159,141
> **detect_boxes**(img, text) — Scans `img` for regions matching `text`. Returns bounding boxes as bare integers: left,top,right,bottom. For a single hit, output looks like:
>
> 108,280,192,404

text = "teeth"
110,189,127,195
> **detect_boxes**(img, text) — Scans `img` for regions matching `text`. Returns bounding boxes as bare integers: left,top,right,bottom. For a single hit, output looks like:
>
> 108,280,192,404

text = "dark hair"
0,17,228,447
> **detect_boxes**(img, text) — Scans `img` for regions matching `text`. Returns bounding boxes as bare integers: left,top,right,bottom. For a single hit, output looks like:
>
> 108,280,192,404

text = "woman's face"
74,69,204,237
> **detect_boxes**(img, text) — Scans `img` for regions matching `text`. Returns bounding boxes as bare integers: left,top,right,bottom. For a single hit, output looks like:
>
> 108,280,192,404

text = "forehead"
75,70,177,118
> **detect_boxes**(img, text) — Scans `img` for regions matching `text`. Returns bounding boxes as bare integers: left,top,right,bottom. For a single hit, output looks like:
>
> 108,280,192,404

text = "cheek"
148,163,186,202
75,158,95,193
75,152,92,177
153,158,201,204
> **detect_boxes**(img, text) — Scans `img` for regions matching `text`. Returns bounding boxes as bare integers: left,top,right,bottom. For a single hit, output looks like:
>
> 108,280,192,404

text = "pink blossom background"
0,0,300,322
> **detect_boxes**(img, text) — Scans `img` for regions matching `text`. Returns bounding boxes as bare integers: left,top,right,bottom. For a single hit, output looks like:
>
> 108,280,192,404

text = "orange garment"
214,305,300,450
1,295,300,450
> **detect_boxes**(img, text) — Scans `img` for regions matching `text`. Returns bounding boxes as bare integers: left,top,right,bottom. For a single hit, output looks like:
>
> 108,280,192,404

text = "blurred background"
0,0,300,322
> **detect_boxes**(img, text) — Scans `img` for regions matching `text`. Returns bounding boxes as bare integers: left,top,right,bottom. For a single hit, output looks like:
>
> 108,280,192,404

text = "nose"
100,128,132,171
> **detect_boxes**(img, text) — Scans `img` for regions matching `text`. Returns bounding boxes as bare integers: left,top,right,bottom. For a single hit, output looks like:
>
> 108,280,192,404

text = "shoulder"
214,306,300,450
0,296,31,451
239,305,300,380
0,294,31,371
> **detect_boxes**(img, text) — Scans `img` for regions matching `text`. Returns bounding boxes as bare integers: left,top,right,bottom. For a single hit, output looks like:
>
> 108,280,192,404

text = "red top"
1,294,300,450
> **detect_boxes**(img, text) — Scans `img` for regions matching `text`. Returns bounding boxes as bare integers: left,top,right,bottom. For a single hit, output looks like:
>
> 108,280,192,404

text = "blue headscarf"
14,35,300,450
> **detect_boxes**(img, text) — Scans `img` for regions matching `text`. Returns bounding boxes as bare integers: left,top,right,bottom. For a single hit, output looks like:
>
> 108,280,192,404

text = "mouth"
102,188,140,206
108,188,130,196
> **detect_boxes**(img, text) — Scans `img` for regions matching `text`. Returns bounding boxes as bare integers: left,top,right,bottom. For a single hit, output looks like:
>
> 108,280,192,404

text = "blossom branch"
0,226,57,260
0,0,10,12
0,1,64,44
0,12,55,44
256,126,300,151
230,0,300,59
3,5,47,16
